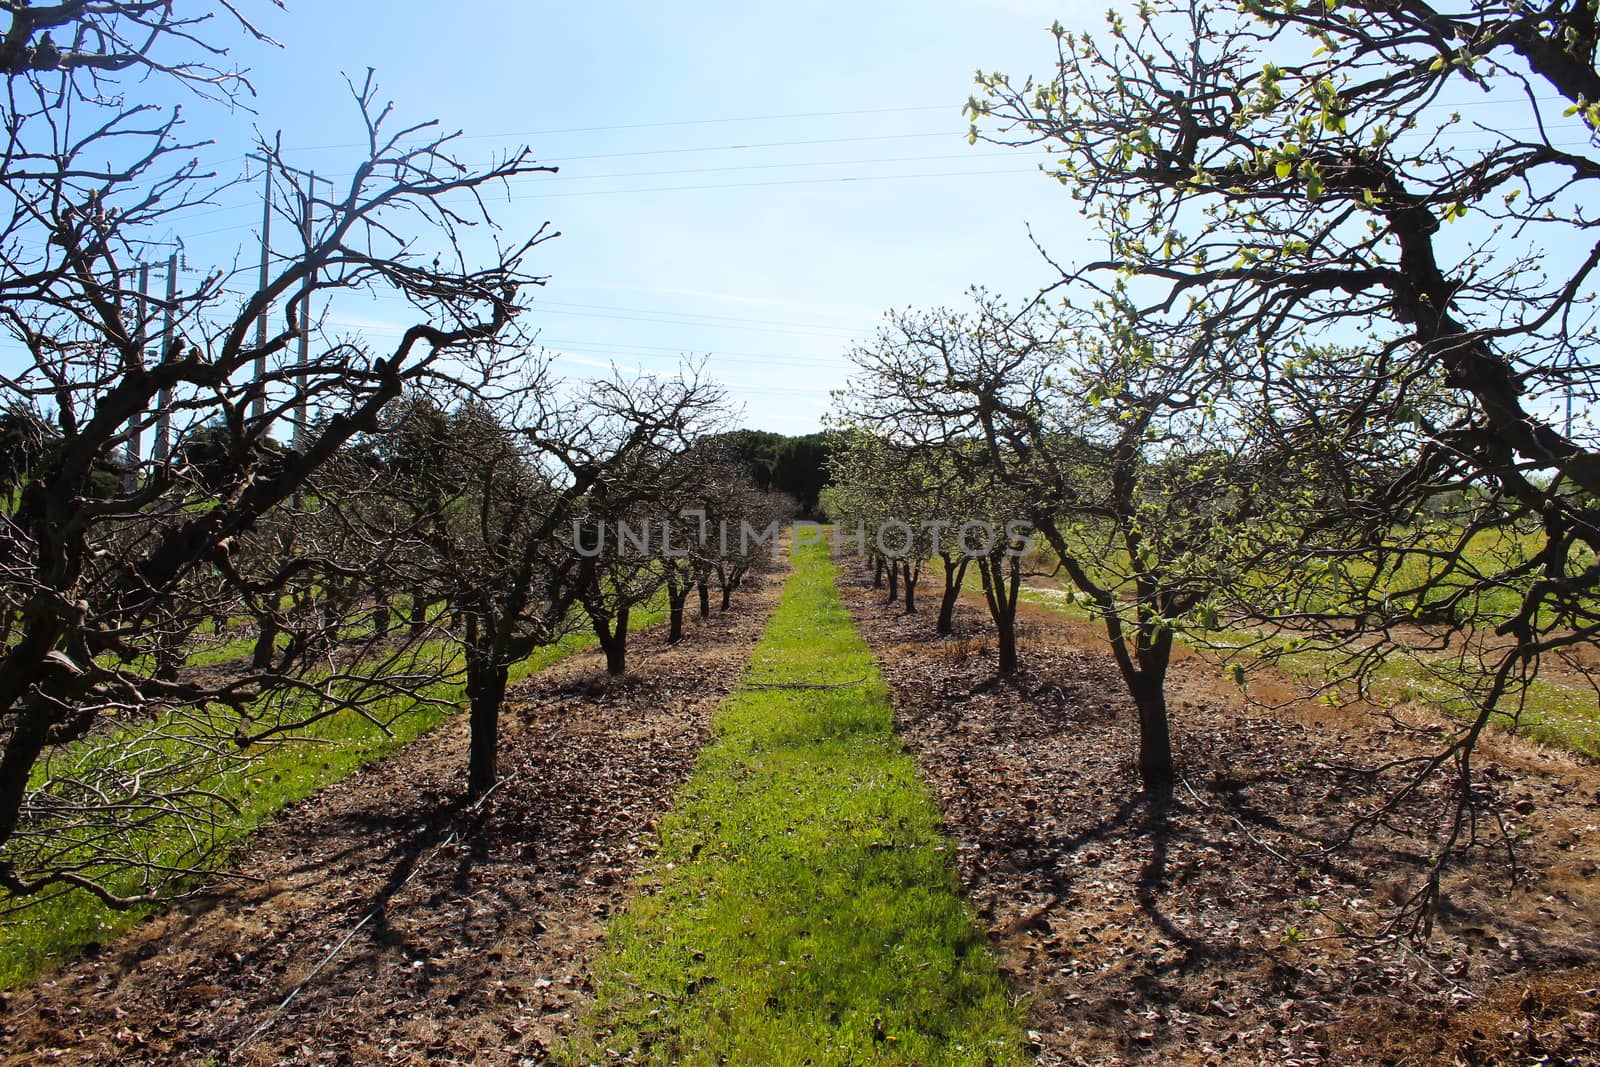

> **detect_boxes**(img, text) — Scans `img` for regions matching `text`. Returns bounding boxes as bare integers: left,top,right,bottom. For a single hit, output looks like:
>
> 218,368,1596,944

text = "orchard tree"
822,438,906,606
836,303,1063,662
654,443,787,641
970,0,1600,887
710,485,793,611
970,0,1600,688
824,430,1028,635
822,432,943,613
376,389,577,799
837,293,1356,791
651,442,725,643
380,367,725,797
577,499,666,677
573,383,727,675
0,2,554,902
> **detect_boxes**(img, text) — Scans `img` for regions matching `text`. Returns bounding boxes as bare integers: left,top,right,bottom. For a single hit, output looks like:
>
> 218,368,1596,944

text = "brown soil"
0,570,785,1067
842,565,1600,1067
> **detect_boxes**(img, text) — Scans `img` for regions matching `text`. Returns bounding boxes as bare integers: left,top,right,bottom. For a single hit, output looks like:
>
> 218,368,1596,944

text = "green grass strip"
568,541,1025,1066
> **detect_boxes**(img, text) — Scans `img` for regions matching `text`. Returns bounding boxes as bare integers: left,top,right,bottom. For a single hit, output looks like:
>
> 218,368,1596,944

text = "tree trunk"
1131,628,1177,793
901,559,919,614
697,576,711,619
593,604,630,675
410,589,430,635
886,559,900,603
466,653,509,799
937,555,968,635
370,590,391,636
0,708,50,862
1133,680,1175,793
995,604,1018,676
979,553,1020,676
667,580,689,644
872,556,885,589
251,613,279,669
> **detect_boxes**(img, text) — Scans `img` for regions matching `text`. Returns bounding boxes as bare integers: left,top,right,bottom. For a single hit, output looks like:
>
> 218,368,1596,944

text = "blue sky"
162,1,1105,435
39,1,1578,442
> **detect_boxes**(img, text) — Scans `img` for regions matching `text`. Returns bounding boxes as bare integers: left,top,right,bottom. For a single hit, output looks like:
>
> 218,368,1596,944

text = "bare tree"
578,505,665,676
573,379,727,676
708,484,792,614
655,442,752,643
0,2,281,84
0,4,555,904
380,367,725,797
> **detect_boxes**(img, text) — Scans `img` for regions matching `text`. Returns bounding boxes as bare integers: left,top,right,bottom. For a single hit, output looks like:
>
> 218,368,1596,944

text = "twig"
1393,931,1478,1001
227,771,517,1061
1179,776,1302,868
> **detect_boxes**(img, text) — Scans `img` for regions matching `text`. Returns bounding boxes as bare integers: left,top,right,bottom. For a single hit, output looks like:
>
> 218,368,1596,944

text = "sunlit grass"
567,541,1025,1066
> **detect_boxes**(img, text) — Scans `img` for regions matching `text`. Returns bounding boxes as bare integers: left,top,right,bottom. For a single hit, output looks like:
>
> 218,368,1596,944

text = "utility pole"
124,263,151,493
247,154,330,445
293,173,317,449
251,156,272,424
153,246,180,464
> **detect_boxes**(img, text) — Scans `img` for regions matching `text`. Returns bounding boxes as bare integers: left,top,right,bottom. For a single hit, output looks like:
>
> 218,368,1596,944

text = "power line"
276,94,1571,157
533,301,872,334
538,337,853,368
524,150,1013,184
184,145,1011,227
290,103,965,152
227,131,971,191
321,293,880,345
181,162,1037,238
533,130,964,165
351,293,875,335
333,288,878,332
522,166,1045,200
319,318,857,370
520,304,868,339
174,112,1597,234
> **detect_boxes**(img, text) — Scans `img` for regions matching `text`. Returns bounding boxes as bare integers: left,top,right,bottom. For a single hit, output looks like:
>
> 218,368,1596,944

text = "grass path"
569,541,1025,1066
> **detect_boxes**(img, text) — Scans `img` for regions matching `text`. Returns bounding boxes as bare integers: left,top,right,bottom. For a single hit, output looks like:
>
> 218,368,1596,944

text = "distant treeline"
715,430,834,517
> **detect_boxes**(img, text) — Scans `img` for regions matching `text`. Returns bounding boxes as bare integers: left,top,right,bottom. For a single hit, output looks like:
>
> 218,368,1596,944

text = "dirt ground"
0,569,785,1067
839,565,1600,1067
